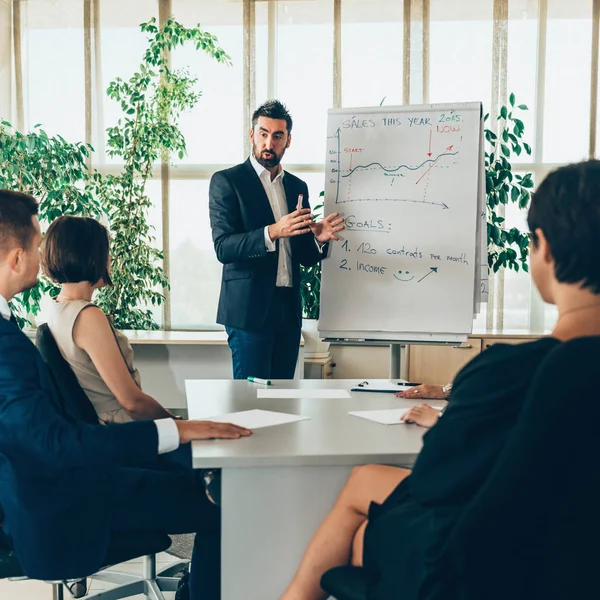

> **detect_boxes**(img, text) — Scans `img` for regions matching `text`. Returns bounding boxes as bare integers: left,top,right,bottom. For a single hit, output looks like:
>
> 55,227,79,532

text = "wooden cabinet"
304,356,335,379
407,335,542,384
407,340,482,384
481,337,533,350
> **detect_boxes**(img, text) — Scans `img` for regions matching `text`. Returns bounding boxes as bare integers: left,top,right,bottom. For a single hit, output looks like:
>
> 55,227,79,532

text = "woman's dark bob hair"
41,215,113,286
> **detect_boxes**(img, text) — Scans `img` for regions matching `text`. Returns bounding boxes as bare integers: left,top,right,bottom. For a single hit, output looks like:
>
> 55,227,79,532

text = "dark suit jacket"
0,316,159,580
209,159,325,330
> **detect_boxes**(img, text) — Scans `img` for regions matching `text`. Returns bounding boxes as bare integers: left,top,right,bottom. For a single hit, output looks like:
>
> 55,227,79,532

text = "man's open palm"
310,212,345,243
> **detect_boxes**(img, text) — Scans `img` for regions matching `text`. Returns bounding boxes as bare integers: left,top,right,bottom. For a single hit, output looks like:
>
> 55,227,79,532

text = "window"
168,179,221,329
341,0,404,108
24,1,85,140
543,0,593,163
429,0,494,110
172,0,244,165
8,0,600,332
99,0,158,162
506,0,539,164
274,0,333,165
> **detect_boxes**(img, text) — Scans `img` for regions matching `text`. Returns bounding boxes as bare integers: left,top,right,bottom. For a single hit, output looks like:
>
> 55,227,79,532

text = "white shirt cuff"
314,236,325,253
155,418,180,454
264,226,276,252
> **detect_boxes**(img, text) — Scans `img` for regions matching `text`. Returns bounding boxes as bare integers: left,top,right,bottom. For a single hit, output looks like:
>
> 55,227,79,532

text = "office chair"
0,528,24,580
21,323,188,599
320,337,600,600
1,517,172,600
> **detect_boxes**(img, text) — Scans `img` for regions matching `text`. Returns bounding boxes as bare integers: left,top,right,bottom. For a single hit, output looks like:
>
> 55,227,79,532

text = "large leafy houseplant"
485,93,533,273
299,192,324,320
0,18,231,330
96,17,231,329
299,94,534,318
0,121,101,325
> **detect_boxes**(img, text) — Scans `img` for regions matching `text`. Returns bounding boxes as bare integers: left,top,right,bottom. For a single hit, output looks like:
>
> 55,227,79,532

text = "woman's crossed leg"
280,464,411,600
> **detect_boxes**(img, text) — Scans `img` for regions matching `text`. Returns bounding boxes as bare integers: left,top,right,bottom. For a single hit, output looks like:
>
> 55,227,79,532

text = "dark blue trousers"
226,287,301,380
111,446,220,600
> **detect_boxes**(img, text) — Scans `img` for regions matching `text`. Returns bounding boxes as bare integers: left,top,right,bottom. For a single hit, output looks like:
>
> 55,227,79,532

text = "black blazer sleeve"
0,328,159,471
209,170,269,265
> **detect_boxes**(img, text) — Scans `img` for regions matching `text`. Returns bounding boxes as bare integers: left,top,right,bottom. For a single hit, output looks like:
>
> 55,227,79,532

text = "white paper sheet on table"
205,409,310,429
256,389,351,399
349,407,443,425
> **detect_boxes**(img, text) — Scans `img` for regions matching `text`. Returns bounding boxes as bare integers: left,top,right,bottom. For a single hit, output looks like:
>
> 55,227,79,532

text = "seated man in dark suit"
0,190,251,599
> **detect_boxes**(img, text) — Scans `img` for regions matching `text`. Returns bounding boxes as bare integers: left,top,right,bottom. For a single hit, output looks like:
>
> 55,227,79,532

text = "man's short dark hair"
252,100,293,134
0,190,39,255
42,215,112,285
527,160,600,293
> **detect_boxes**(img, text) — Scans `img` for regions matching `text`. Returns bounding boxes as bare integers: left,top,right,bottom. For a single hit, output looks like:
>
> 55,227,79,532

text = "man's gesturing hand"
268,208,313,240
176,420,252,443
310,212,345,243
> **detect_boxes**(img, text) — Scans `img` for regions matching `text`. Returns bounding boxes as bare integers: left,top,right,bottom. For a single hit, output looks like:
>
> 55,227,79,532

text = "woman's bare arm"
72,306,172,421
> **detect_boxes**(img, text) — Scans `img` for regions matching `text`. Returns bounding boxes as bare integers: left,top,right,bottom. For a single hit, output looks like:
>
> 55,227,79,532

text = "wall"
0,0,11,119
134,345,235,409
134,344,304,409
134,344,388,408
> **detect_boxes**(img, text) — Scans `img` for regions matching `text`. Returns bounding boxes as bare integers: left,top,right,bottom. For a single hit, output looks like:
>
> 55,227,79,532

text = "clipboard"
351,380,421,394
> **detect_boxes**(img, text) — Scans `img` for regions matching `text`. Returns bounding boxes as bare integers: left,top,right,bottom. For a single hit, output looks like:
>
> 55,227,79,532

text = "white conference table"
186,379,441,600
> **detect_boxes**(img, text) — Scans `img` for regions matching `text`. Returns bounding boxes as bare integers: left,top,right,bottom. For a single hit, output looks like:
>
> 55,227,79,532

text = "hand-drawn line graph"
331,127,458,209
341,153,458,179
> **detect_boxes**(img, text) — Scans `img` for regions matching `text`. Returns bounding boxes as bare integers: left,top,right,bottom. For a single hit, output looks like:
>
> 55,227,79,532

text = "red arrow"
427,130,432,157
446,145,454,151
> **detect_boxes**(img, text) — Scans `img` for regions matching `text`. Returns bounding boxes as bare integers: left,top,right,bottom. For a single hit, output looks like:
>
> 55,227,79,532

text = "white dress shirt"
250,155,325,287
154,418,180,454
250,153,293,287
0,293,11,321
0,293,179,454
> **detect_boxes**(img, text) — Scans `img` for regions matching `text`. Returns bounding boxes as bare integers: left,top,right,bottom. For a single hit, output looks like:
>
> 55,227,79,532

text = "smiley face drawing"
393,269,415,282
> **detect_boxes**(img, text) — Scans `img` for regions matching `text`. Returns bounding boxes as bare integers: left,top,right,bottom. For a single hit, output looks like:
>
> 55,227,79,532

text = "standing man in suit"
0,190,251,599
209,100,344,379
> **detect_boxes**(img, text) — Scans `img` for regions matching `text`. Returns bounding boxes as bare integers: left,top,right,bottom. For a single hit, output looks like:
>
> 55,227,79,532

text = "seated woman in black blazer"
282,160,600,600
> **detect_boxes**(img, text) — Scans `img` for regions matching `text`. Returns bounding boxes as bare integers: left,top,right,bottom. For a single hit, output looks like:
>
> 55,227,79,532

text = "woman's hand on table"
396,384,445,400
400,403,440,428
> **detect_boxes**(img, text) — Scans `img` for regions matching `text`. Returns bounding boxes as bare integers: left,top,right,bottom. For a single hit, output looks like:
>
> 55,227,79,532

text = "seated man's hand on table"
400,404,440,428
176,420,252,443
396,384,445,400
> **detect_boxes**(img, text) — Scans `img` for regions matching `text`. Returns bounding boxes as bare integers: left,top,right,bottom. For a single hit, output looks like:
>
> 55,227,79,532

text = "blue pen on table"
248,376,272,386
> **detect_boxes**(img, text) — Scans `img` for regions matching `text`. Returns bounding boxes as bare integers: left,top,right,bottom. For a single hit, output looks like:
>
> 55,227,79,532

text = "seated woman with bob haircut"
282,159,600,600
42,215,175,424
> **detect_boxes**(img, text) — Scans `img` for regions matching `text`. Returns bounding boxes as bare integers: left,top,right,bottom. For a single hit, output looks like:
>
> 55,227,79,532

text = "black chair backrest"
430,336,600,600
36,323,99,425
0,533,24,578
0,507,24,578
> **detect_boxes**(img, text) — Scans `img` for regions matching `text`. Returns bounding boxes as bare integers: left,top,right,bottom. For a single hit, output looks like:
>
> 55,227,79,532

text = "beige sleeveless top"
46,299,141,424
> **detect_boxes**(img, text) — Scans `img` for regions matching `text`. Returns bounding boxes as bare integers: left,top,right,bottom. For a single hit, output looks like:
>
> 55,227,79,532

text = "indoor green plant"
95,17,231,330
0,121,101,325
299,193,330,357
1,17,231,330
299,191,324,321
485,93,533,273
